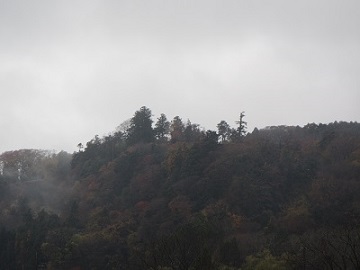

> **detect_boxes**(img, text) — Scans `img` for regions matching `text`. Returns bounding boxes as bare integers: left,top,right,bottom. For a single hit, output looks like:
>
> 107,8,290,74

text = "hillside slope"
1,108,360,269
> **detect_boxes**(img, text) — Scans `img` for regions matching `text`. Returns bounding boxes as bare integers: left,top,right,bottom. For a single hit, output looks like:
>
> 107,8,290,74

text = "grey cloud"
0,0,359,153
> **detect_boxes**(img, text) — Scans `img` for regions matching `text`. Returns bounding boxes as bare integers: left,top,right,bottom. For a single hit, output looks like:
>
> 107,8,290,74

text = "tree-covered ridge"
1,106,360,269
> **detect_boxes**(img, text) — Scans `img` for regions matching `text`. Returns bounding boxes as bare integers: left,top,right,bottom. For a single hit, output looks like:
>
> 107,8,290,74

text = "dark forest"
1,106,360,269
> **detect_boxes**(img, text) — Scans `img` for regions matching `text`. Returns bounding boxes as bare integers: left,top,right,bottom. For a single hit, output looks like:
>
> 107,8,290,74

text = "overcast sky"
1,0,359,153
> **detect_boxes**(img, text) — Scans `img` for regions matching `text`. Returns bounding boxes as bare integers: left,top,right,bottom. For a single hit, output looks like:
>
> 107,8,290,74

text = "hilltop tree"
127,106,154,145
184,120,203,143
170,116,185,143
236,111,247,137
217,120,231,142
77,143,84,152
154,113,170,141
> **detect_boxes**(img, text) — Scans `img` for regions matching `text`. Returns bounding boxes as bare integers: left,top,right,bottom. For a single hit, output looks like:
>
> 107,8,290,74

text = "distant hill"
1,107,360,269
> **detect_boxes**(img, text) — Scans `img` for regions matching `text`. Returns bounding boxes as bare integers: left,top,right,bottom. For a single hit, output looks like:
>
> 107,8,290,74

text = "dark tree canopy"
217,120,231,142
154,113,170,141
230,111,247,142
1,105,360,270
127,106,154,145
184,120,203,143
236,111,247,137
170,116,185,143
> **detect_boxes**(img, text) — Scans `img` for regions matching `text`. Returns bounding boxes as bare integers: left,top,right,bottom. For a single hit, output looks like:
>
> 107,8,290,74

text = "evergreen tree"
236,111,247,137
184,120,203,142
127,106,154,145
170,116,185,143
154,113,170,141
229,111,247,143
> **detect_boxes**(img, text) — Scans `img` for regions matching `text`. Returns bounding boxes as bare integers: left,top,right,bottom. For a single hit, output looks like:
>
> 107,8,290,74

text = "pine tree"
127,106,154,145
154,113,170,141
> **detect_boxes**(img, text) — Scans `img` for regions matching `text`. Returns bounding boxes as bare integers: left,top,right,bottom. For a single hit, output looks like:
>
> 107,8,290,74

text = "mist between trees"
1,106,360,269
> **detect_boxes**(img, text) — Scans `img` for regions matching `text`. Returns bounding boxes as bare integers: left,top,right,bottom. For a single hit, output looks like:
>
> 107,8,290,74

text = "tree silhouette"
236,111,247,137
154,113,170,141
217,120,231,142
170,116,185,143
127,106,154,145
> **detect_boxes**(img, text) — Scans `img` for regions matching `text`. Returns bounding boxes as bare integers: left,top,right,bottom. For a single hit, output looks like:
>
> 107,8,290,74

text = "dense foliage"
1,107,360,269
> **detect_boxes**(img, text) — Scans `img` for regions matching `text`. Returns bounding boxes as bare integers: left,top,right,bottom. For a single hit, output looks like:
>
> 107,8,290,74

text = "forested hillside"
1,106,360,270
